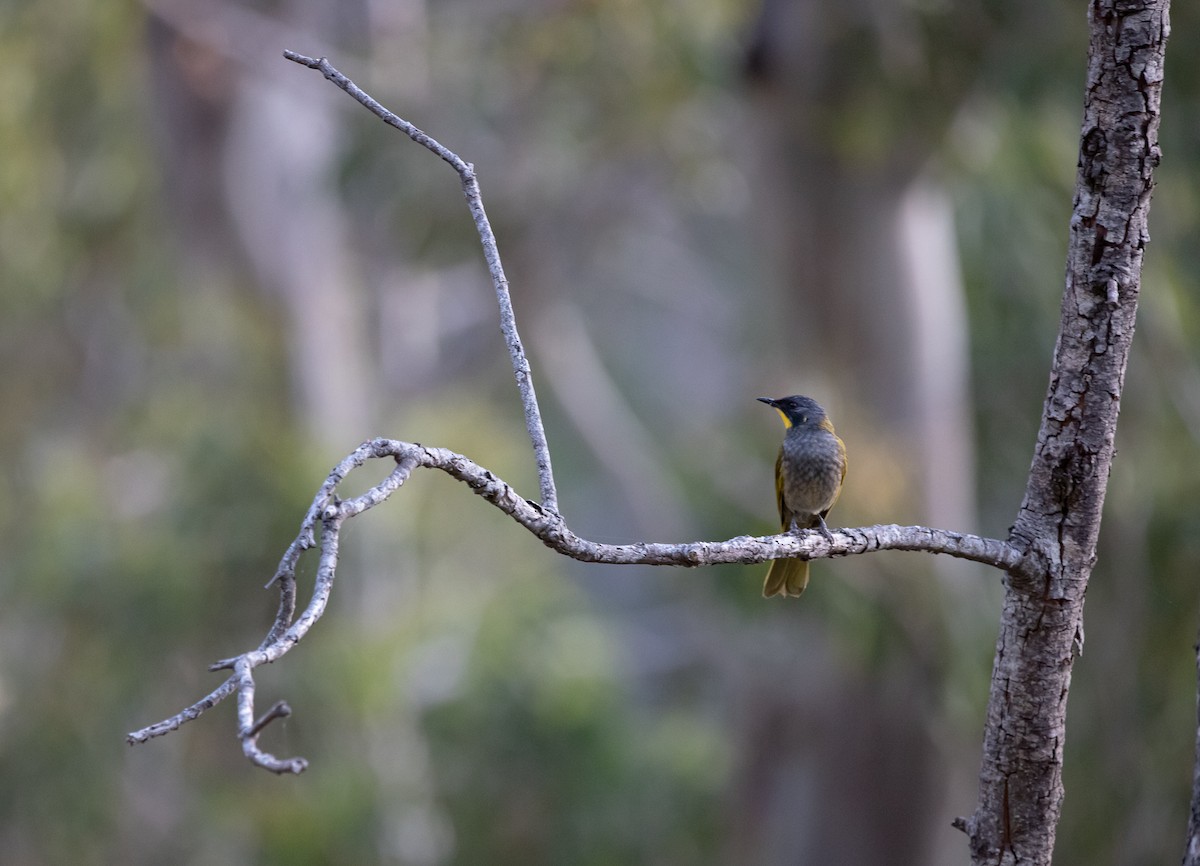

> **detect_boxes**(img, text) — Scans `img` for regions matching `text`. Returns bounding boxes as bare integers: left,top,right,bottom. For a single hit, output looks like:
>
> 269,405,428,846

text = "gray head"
757,395,829,429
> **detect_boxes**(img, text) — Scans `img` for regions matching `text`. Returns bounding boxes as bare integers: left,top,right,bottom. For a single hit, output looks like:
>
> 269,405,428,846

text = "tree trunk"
961,2,1170,863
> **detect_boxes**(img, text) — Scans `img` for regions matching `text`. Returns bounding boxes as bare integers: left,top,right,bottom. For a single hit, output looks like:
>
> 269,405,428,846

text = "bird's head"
757,395,829,430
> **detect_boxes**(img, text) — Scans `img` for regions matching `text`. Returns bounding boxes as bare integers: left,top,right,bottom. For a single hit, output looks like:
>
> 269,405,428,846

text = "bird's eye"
800,415,808,424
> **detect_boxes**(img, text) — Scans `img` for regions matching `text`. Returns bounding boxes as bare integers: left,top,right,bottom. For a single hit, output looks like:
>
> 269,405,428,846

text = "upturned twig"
281,50,559,514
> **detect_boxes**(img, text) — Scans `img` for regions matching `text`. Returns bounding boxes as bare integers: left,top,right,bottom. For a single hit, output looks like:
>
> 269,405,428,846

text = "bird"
758,395,847,597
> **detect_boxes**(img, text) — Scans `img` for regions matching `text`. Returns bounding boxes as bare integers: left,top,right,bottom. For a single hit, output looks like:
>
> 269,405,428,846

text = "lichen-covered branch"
281,50,559,514
128,437,1021,771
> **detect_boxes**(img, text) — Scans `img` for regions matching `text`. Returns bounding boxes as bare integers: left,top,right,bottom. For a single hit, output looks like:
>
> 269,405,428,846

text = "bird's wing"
774,447,793,530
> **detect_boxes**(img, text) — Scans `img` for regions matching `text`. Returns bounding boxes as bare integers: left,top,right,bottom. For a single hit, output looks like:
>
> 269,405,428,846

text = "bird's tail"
762,557,809,598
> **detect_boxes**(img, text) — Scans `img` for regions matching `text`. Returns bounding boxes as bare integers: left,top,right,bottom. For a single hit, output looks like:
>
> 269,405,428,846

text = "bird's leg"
815,515,835,543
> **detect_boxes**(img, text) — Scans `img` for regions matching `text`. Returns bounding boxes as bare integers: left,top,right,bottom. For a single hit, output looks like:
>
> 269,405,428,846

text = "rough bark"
960,2,1170,863
1185,639,1200,866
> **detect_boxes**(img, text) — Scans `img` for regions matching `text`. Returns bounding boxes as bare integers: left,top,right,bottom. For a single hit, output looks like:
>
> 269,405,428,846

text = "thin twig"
281,49,559,514
126,677,238,744
246,700,292,739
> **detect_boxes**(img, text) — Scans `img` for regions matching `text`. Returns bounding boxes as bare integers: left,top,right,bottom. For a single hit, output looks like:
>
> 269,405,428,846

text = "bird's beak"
757,397,777,407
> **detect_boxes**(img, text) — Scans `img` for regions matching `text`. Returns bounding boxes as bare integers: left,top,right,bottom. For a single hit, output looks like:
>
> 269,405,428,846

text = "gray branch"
128,437,1020,771
280,50,559,514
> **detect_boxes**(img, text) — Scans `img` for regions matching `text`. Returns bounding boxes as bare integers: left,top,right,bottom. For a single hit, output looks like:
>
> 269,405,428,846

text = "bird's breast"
780,429,844,516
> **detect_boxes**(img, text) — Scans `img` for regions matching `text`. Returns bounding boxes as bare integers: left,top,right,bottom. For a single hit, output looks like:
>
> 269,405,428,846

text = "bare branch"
126,678,237,745
128,434,1021,768
282,49,559,514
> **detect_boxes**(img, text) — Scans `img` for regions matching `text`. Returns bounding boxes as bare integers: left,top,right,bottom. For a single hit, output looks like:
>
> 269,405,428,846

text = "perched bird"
758,395,847,597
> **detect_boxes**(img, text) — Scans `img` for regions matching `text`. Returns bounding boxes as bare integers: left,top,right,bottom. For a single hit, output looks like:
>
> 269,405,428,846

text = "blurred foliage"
1,0,1199,864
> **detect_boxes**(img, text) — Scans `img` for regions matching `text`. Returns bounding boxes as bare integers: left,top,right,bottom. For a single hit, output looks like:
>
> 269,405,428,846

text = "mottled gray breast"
780,426,844,518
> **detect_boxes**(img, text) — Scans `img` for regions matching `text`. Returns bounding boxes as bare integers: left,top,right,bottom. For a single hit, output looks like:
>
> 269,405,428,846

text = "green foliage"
422,574,725,865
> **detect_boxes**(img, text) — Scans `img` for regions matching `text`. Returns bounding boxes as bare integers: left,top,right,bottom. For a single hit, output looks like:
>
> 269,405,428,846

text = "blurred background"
2,0,1199,863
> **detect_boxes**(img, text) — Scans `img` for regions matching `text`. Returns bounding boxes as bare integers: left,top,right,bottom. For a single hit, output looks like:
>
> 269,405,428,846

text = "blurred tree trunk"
740,0,1168,863
146,1,375,450
735,1,988,863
